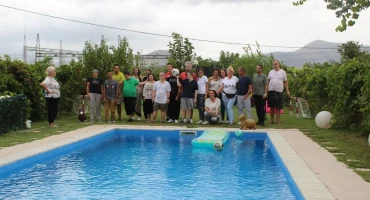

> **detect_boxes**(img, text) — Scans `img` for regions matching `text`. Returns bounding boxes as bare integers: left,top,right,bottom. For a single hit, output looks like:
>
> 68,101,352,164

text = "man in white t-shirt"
151,72,171,123
195,68,209,124
266,60,290,125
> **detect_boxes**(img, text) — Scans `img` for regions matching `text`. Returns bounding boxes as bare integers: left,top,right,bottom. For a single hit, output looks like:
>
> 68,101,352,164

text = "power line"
0,4,367,50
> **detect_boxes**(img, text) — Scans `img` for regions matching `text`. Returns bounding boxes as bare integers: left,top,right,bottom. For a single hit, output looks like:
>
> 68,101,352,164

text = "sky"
0,0,370,63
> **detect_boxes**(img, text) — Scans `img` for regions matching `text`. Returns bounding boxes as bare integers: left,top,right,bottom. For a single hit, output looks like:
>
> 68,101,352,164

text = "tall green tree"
337,41,363,61
167,33,195,70
112,36,134,73
219,51,240,68
293,0,370,32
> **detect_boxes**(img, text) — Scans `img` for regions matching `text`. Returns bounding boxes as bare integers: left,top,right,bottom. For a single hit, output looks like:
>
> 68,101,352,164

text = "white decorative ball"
235,130,243,137
315,111,332,129
172,68,179,76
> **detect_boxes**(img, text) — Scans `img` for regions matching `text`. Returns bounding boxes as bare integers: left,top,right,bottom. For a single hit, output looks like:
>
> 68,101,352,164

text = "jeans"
204,111,219,123
90,93,102,120
197,94,206,121
237,95,252,119
222,94,236,123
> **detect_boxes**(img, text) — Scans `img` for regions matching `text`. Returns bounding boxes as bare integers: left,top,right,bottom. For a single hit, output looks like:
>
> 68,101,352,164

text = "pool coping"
0,125,367,199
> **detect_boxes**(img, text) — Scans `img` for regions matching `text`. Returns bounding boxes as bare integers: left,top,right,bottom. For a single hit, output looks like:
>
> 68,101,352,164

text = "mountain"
267,40,369,68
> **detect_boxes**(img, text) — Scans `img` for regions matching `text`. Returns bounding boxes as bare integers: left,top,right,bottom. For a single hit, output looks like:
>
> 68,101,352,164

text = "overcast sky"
1,0,370,62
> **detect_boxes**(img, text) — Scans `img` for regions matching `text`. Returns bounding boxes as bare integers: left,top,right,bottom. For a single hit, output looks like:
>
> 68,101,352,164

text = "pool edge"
0,126,336,199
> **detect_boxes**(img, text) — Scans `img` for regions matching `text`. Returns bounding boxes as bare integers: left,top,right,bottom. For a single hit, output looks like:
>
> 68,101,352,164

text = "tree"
167,33,195,70
194,56,219,67
337,41,363,61
293,0,370,32
219,51,240,68
112,36,134,73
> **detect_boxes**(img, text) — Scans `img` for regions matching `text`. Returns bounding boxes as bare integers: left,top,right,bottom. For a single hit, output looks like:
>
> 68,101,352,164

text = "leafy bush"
0,95,28,134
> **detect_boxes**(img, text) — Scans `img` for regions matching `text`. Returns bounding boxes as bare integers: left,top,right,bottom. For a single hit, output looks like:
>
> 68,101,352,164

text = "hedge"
0,95,28,134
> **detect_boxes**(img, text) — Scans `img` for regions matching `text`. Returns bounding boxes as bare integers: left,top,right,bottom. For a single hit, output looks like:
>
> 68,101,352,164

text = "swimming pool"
0,129,303,199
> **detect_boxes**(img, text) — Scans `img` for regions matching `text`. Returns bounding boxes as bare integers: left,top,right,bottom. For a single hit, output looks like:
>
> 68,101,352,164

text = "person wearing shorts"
112,64,125,121
177,72,198,124
266,60,290,125
122,71,139,122
151,72,171,123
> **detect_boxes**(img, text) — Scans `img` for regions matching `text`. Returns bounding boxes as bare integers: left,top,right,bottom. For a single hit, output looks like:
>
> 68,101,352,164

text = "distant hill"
145,40,369,68
267,40,369,68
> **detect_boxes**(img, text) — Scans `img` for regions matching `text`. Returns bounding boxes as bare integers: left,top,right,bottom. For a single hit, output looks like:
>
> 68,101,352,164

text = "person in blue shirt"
236,67,253,123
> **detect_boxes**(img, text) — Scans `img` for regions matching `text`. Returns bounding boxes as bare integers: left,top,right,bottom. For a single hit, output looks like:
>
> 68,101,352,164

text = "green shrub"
0,95,28,134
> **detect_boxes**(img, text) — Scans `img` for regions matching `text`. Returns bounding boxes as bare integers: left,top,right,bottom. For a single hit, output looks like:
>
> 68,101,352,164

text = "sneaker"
189,119,193,124
112,120,115,123
202,121,209,125
90,119,94,123
196,120,203,124
167,119,174,123
187,121,191,124
137,117,141,121
180,120,185,125
174,120,179,124
237,122,241,125
97,119,102,122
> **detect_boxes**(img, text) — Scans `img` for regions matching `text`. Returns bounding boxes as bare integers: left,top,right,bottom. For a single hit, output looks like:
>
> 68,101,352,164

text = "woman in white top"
195,68,209,124
142,74,156,122
40,66,60,127
203,90,221,125
218,66,238,125
208,69,221,92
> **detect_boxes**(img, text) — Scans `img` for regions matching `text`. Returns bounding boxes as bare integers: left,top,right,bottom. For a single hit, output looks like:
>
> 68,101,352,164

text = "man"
166,68,181,123
266,60,290,125
103,72,119,123
151,72,171,123
236,67,253,124
112,64,125,121
252,64,268,126
179,61,198,121
165,63,173,78
179,61,198,81
143,68,156,81
177,72,198,124
122,71,139,122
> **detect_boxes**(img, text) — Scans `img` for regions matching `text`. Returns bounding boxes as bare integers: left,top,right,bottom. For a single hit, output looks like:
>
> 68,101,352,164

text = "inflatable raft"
191,129,230,149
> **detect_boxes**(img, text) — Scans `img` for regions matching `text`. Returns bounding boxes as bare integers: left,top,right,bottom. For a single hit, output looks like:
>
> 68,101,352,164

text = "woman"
196,68,208,124
219,69,228,123
143,74,155,122
218,66,238,125
86,69,104,122
208,69,221,95
40,66,60,127
132,67,144,120
203,90,221,125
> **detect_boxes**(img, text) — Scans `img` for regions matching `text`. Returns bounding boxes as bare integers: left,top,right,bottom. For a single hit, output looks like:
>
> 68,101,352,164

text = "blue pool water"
0,129,302,199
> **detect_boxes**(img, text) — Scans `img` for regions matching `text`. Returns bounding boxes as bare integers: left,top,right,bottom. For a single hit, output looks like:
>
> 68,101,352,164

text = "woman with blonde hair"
218,66,238,125
40,66,60,127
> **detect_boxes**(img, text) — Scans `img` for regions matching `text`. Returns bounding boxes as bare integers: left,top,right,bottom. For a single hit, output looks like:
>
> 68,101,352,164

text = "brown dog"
239,115,256,130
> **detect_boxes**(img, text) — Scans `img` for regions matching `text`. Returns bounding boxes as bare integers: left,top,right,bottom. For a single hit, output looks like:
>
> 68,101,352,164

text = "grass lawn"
1,106,369,182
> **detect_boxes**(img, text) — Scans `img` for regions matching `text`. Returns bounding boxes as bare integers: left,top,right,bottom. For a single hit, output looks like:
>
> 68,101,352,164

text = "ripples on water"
0,134,297,200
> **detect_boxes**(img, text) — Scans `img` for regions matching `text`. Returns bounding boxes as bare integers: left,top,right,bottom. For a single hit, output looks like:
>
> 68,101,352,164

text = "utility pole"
59,40,63,66
23,35,27,64
36,33,40,62
118,35,121,47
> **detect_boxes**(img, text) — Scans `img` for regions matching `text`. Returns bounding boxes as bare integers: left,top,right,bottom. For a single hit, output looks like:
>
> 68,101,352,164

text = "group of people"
40,60,290,127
